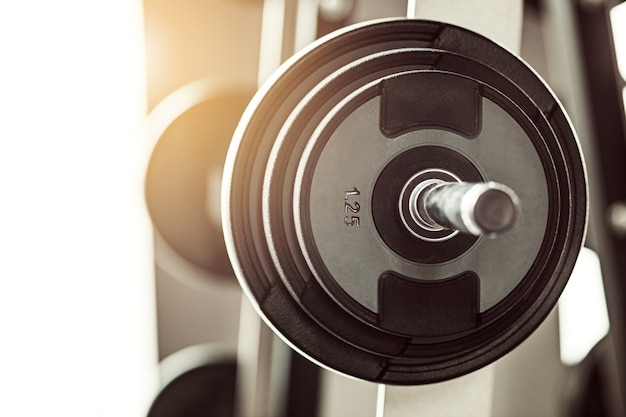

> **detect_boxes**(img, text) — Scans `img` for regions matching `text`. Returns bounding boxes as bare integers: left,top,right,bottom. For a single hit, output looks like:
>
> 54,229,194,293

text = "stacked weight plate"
222,19,587,384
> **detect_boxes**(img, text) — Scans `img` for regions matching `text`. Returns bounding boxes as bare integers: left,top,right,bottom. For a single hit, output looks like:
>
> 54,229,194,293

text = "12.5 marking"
344,187,361,227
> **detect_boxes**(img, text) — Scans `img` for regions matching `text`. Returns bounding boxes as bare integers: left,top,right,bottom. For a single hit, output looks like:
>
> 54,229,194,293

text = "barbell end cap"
424,181,521,238
468,182,520,237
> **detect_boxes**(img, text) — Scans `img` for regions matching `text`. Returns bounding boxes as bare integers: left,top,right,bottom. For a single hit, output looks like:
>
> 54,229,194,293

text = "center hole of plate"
399,168,461,242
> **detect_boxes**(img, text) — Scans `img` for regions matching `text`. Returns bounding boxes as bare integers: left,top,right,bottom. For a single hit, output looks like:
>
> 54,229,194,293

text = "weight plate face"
223,19,587,384
300,88,548,315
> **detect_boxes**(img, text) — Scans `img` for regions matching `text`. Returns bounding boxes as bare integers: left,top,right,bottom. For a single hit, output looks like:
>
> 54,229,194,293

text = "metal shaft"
422,181,520,237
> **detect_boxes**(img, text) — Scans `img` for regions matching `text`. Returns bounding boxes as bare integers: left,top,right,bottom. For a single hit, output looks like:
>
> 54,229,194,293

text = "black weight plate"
223,19,587,384
147,346,237,417
294,67,549,326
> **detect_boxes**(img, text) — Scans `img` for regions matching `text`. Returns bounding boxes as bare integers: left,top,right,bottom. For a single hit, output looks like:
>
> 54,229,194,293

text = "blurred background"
0,0,624,416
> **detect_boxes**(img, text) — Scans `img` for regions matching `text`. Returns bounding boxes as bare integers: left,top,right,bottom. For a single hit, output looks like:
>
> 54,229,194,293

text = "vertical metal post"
377,367,495,417
406,0,523,53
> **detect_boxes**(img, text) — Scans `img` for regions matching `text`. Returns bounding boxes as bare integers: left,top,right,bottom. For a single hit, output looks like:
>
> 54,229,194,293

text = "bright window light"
558,248,610,366
0,1,158,416
611,2,626,82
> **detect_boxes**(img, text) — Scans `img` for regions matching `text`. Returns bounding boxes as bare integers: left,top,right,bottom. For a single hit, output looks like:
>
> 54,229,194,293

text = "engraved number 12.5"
344,187,361,227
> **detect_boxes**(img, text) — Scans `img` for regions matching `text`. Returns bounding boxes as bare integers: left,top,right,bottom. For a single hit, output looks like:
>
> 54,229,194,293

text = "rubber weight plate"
147,345,237,417
222,19,587,384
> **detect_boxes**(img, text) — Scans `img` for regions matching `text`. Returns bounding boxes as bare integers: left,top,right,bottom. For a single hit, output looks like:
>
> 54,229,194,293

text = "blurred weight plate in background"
146,78,255,283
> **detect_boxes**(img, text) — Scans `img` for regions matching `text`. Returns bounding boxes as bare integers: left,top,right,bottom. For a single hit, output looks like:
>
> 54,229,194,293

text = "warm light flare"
0,1,158,416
